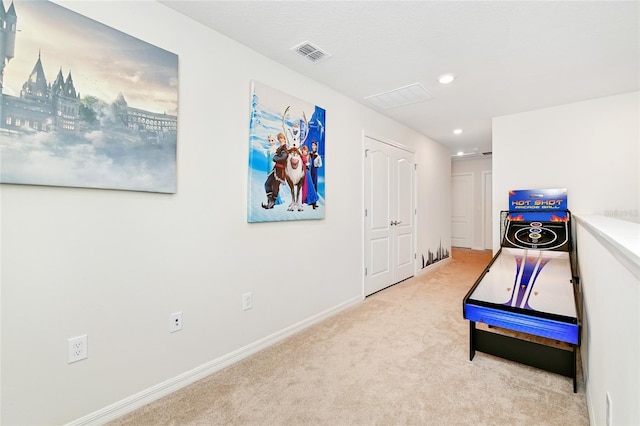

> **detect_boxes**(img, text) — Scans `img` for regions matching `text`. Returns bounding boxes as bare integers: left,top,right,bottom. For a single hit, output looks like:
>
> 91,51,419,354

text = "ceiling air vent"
451,152,479,160
482,152,492,156
364,83,433,110
291,41,331,63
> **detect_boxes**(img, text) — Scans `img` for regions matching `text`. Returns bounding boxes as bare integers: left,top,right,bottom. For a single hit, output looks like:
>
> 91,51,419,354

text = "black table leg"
469,321,476,361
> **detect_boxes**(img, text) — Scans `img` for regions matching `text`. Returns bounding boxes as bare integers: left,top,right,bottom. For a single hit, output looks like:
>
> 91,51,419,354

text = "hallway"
110,248,588,425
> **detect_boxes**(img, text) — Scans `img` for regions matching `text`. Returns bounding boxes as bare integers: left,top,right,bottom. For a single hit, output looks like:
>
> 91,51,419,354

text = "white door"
451,173,473,248
483,171,493,250
364,137,416,296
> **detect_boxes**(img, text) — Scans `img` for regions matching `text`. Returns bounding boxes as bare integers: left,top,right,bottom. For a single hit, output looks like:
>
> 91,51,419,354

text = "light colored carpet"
109,248,588,425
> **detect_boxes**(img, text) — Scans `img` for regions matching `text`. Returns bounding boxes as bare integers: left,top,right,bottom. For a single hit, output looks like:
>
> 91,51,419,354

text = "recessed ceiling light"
453,129,463,135
438,73,456,84
457,151,464,156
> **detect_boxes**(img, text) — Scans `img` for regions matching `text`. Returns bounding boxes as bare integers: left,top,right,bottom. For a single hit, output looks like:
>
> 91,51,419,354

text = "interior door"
393,149,415,280
483,171,493,250
364,137,416,296
451,173,473,248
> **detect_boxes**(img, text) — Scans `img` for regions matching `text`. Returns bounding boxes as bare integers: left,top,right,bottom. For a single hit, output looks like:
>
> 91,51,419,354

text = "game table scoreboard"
463,189,581,392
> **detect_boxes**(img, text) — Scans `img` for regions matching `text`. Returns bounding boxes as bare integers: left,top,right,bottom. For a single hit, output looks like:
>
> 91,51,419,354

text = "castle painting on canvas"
0,1,178,193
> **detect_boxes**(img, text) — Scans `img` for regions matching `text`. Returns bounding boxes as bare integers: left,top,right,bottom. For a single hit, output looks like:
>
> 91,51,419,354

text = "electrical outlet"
242,292,253,311
170,312,183,332
68,335,88,364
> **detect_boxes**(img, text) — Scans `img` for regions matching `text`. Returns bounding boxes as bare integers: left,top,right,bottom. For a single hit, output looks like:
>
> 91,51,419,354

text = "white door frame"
362,133,417,297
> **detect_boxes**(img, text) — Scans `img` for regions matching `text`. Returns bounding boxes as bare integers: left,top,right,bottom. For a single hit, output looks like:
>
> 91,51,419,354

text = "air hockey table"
463,210,581,392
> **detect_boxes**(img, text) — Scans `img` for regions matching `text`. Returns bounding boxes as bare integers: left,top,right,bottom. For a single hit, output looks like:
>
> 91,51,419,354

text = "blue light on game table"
464,304,579,345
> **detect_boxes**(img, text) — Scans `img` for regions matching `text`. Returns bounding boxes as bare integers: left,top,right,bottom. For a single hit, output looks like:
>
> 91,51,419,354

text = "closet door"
364,137,416,296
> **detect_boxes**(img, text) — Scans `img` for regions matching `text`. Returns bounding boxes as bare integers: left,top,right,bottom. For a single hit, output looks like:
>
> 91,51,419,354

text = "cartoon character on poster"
247,81,325,223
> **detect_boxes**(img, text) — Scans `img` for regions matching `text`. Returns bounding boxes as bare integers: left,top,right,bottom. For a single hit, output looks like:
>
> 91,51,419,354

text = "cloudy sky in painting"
2,0,178,115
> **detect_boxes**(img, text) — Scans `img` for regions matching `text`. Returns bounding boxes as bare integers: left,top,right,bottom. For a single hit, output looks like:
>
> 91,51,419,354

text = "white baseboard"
66,296,363,426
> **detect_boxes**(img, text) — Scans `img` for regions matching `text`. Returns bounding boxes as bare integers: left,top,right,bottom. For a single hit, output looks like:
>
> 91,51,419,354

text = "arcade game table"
463,210,581,392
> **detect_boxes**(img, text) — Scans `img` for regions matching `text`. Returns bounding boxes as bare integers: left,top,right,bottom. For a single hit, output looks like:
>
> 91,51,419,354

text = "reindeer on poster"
282,106,309,212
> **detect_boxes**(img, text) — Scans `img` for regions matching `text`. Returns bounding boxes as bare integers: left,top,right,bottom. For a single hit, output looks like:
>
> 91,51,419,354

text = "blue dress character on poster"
309,140,322,194
300,145,319,209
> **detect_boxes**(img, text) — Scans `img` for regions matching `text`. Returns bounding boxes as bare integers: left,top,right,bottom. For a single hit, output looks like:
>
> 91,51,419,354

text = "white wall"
0,1,451,424
493,91,640,426
492,91,640,249
417,138,452,266
451,156,492,250
575,216,639,426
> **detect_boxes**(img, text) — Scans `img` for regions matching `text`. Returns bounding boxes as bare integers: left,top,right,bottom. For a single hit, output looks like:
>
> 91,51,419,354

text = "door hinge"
365,267,368,276
364,208,368,217
364,149,369,158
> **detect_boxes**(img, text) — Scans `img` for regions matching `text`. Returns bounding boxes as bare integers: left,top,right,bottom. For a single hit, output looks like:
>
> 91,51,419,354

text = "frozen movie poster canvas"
247,81,325,223
0,1,178,193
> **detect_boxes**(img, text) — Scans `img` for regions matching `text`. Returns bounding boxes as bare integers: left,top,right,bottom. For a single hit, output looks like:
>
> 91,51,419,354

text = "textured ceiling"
160,1,640,157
